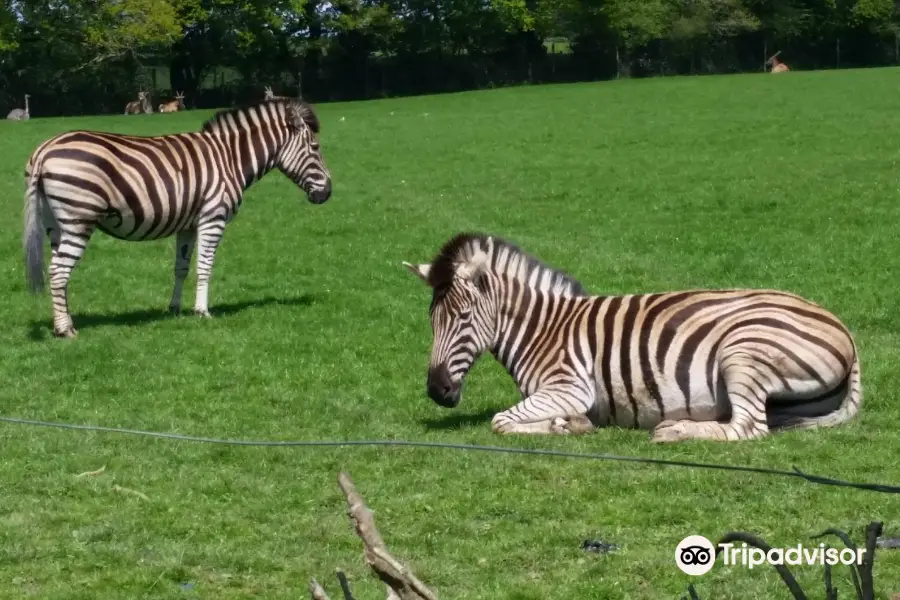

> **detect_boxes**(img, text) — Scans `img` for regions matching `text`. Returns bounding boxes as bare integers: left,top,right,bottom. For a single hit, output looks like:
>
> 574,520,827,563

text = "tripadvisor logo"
675,535,866,575
675,535,716,576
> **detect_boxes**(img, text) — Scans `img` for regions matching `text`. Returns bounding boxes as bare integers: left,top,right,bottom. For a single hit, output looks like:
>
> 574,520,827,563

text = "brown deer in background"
159,91,185,113
125,91,153,114
767,52,790,73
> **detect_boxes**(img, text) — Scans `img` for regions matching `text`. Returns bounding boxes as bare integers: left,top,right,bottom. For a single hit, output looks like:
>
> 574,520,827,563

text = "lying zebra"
403,233,862,443
23,97,332,338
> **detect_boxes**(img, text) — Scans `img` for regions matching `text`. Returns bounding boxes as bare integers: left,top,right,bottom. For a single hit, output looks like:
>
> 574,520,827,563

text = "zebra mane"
428,233,587,297
200,98,320,135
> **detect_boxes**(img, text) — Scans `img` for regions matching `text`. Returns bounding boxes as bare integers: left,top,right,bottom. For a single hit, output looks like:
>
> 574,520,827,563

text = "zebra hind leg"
192,219,225,318
651,353,776,443
168,229,197,315
48,224,96,338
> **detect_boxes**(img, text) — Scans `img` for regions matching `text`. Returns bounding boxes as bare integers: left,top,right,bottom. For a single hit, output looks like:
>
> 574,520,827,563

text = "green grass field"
1,68,899,599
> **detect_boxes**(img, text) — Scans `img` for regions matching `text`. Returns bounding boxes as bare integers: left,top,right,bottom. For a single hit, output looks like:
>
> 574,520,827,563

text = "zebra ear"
287,101,321,134
455,250,489,282
403,261,431,284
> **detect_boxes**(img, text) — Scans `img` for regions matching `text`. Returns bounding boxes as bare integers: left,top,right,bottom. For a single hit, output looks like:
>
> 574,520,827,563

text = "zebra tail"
23,156,45,294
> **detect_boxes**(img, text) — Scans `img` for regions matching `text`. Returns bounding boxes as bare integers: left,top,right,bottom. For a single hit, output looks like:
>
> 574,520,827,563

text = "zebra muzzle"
307,179,332,204
426,364,460,408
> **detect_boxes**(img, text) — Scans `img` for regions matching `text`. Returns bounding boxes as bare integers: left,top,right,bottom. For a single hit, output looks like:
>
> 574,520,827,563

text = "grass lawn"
1,68,899,599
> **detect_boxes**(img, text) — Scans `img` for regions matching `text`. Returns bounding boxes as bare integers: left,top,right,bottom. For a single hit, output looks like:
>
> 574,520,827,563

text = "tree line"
1,0,898,117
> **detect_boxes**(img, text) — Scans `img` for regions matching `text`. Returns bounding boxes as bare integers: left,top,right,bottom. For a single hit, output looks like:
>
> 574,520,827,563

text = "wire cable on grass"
1,414,898,494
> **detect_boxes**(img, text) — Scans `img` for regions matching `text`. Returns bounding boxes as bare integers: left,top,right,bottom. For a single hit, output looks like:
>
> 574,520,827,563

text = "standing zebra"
402,233,862,443
23,97,332,338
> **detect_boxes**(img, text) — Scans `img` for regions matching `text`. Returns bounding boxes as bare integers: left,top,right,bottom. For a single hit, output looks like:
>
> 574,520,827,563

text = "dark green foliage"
1,0,900,115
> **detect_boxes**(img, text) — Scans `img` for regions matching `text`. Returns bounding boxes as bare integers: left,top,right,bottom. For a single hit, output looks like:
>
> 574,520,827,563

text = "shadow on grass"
421,408,496,430
27,294,317,341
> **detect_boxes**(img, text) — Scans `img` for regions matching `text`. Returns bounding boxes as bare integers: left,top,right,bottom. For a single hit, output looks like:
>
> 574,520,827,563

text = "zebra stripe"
403,233,862,443
23,98,332,338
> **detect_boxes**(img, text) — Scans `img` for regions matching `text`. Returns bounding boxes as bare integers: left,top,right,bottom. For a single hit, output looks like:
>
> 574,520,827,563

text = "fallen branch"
310,472,439,600
111,484,150,501
309,578,331,600
75,465,106,478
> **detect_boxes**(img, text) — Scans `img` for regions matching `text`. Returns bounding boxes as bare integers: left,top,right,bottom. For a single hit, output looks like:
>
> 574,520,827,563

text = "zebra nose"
308,179,331,204
427,364,459,408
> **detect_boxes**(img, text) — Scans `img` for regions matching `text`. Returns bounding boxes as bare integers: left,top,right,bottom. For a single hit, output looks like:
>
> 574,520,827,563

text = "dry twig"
309,472,439,600
75,465,106,478
309,578,331,600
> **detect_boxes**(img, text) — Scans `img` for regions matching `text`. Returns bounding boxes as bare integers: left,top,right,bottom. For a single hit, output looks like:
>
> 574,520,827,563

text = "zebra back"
27,97,331,242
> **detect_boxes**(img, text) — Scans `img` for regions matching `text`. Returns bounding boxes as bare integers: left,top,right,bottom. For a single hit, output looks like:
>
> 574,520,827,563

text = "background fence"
1,0,899,117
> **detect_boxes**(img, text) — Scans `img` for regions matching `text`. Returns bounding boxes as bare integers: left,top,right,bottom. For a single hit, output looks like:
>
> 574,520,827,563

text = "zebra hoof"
651,420,689,443
194,309,213,319
549,417,573,435
168,305,181,315
491,415,518,434
566,414,598,435
53,327,78,339
491,416,507,433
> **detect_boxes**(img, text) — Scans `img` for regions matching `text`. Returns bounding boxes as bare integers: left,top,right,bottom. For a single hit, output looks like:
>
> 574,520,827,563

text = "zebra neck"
217,128,280,191
491,287,576,389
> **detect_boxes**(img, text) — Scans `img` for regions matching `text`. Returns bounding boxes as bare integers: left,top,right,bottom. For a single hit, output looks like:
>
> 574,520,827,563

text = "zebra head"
276,100,332,205
404,248,496,408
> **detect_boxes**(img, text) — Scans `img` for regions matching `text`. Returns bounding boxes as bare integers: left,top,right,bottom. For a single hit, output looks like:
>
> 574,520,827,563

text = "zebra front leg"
193,218,225,318
652,353,775,443
168,229,197,315
48,225,96,338
491,386,598,435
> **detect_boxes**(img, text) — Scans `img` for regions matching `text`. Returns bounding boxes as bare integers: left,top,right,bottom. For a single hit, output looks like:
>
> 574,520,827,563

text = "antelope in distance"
767,52,790,73
7,94,30,120
125,91,153,114
159,91,185,113
264,86,293,101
